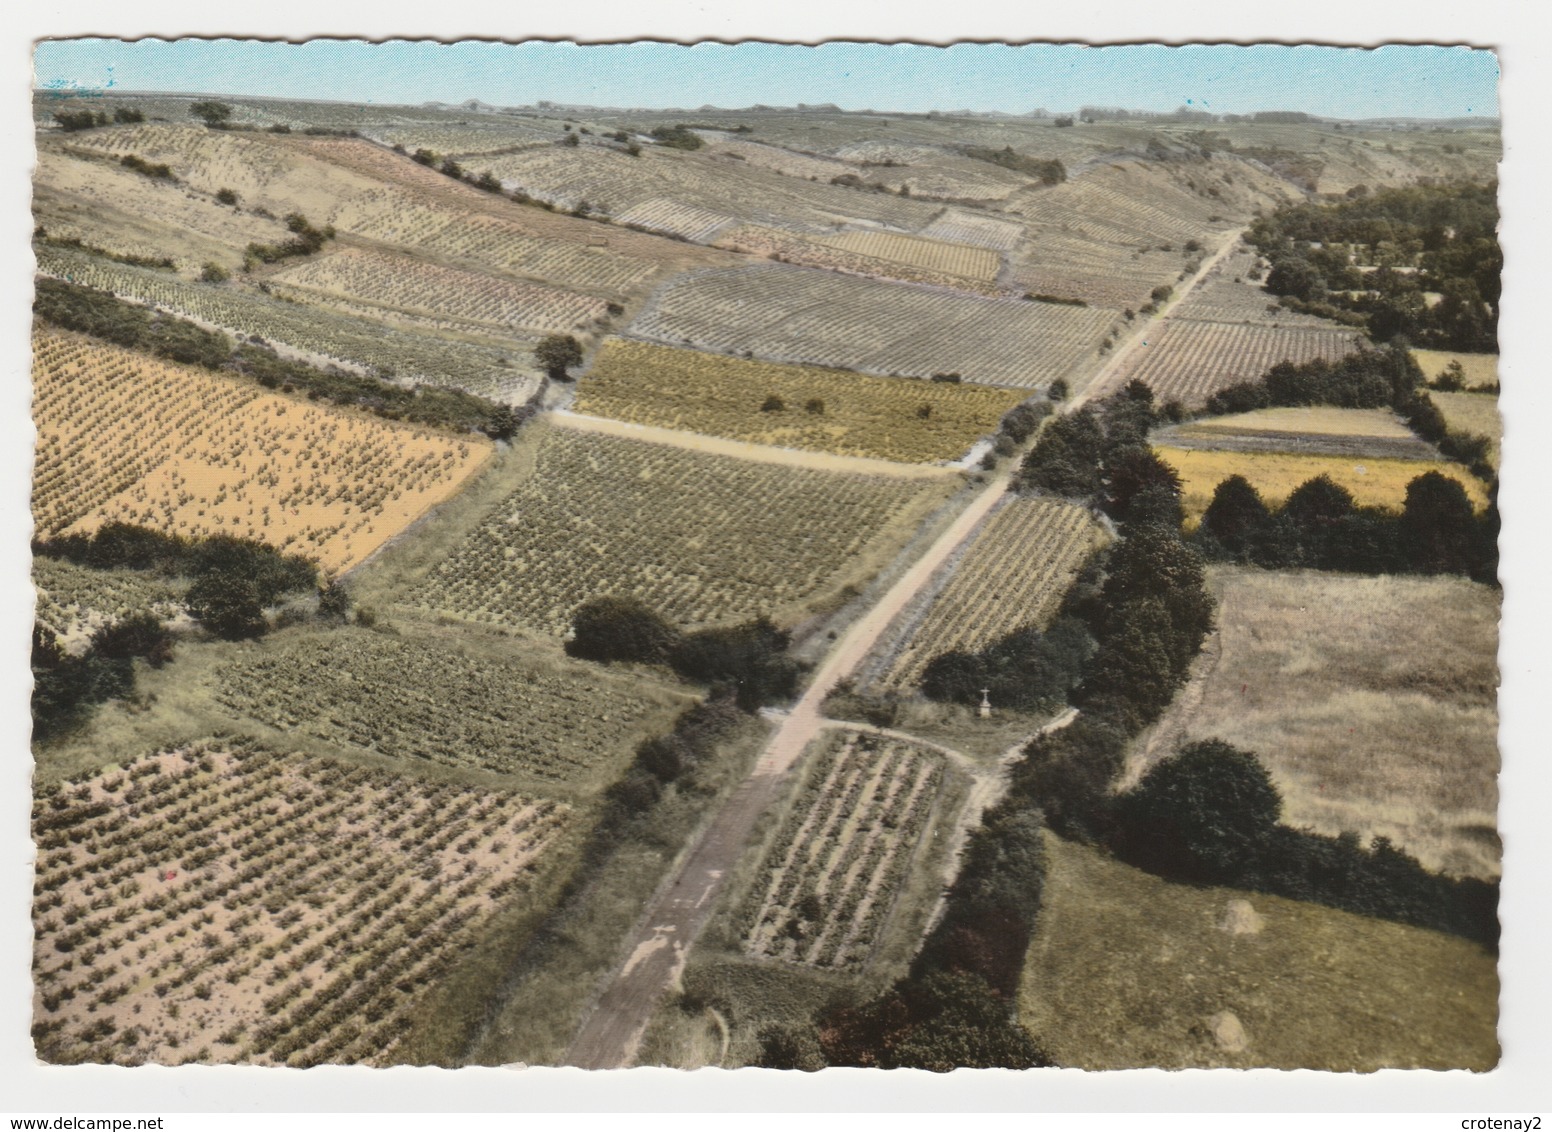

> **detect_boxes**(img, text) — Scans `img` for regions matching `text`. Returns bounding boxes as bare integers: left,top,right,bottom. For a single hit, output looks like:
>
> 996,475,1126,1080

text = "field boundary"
548,409,962,479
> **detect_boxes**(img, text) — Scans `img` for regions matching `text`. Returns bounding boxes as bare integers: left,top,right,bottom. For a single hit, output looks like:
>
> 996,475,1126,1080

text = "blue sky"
32,39,1499,119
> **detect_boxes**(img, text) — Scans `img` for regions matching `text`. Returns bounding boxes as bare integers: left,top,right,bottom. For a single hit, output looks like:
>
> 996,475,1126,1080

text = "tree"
1200,475,1272,560
317,580,353,622
818,970,1050,1070
185,573,267,640
1401,471,1482,575
1102,447,1182,525
669,616,799,710
90,613,174,667
189,101,233,128
215,187,240,206
1115,739,1282,882
566,596,680,664
534,334,583,381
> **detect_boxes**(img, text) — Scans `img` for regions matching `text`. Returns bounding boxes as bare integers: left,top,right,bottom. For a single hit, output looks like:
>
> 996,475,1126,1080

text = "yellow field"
1154,445,1489,523
1019,832,1498,1070
1411,349,1499,390
575,338,1028,463
1430,390,1502,468
32,327,492,575
1180,406,1417,440
809,229,1002,282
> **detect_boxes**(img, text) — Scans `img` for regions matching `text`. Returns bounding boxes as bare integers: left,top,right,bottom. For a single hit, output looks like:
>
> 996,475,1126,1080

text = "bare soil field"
1125,567,1500,879
33,328,493,576
1019,832,1498,1070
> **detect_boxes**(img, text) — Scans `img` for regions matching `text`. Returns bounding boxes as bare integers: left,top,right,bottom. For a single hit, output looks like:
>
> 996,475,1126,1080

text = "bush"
534,334,583,381
760,394,785,413
566,596,680,665
185,573,267,640
199,263,229,284
1113,740,1282,883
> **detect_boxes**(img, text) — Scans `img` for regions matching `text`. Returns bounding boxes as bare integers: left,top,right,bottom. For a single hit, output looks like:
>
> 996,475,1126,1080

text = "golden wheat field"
1127,568,1501,879
1018,833,1498,1071
1154,445,1489,523
574,338,1028,463
32,327,492,575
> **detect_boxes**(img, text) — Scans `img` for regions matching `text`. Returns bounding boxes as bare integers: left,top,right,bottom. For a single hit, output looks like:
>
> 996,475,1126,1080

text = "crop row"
630,264,1120,388
877,496,1107,692
712,225,1010,297
614,197,736,243
36,246,544,404
269,248,609,335
740,730,944,970
810,229,1002,282
481,143,941,232
575,338,1027,464
404,423,947,635
918,209,1026,252
347,210,661,295
30,739,570,1067
210,629,673,786
33,328,492,575
1113,318,1366,407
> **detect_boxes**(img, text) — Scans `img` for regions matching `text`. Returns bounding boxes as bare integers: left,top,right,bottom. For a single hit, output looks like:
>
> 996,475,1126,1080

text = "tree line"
34,278,528,441
1249,182,1500,352
1204,345,1497,482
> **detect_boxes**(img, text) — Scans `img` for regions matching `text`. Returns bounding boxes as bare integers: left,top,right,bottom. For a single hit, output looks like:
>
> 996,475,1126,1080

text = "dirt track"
563,461,1016,1068
563,226,1246,1070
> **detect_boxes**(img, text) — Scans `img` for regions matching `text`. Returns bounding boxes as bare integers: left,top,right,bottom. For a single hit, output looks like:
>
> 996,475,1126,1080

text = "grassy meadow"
1018,832,1499,1071
1127,567,1501,879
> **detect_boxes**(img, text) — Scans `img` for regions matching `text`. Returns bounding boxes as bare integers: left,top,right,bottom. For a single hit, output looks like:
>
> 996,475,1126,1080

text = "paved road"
563,226,1245,1069
563,463,1016,1069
